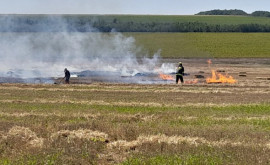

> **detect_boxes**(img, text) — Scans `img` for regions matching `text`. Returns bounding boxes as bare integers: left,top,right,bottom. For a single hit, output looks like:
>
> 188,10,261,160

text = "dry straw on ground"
4,126,44,148
108,134,269,151
50,129,109,143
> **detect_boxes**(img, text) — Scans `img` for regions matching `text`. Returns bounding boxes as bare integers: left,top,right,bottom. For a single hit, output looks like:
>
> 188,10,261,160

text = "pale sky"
0,0,270,15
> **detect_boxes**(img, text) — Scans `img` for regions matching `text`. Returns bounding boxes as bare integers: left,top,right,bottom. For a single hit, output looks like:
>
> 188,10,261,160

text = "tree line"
0,14,270,33
93,21,270,32
196,9,270,17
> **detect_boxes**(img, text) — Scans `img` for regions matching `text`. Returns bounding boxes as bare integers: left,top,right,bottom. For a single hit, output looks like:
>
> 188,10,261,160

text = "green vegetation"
2,32,269,58
1,14,270,32
126,33,270,58
0,83,269,164
196,9,270,18
196,9,248,16
252,11,270,17
87,14,270,25
123,154,222,165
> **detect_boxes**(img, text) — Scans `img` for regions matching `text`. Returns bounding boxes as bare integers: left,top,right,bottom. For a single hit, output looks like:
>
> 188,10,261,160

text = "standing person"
64,68,70,84
176,62,184,84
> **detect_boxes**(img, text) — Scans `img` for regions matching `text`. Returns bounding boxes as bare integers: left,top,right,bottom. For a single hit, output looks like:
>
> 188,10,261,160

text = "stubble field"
0,58,270,164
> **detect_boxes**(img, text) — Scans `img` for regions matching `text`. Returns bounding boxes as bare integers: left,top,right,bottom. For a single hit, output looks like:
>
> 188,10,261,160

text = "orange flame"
206,70,237,84
159,72,174,81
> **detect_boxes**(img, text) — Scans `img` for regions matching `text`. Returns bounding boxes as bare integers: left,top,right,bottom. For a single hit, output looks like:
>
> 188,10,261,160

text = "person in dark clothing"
176,62,184,84
64,68,70,84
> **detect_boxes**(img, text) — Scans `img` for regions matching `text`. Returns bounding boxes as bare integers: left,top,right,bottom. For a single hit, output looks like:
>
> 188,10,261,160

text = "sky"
0,0,270,15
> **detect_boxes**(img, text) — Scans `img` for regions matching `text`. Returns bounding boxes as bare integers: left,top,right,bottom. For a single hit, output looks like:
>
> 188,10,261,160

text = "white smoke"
0,15,175,83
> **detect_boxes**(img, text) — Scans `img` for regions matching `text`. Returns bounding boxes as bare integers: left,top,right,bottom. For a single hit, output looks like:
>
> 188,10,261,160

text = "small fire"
206,70,237,84
159,72,174,81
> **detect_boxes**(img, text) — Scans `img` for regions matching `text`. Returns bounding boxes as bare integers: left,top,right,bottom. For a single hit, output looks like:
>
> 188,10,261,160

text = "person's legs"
176,75,179,84
180,75,184,83
65,78,70,84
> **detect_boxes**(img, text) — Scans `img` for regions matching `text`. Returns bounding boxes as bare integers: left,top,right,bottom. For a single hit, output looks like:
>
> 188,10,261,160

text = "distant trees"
196,9,248,16
251,11,270,17
1,14,270,33
83,19,270,32
196,9,270,18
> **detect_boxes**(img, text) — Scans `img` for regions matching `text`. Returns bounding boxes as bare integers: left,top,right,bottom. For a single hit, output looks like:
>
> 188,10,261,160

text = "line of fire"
0,59,238,85
158,59,237,84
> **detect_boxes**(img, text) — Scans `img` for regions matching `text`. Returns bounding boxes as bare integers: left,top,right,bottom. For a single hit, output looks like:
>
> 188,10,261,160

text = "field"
0,59,269,164
1,13,270,164
3,15,270,33
125,33,270,58
73,15,270,25
17,15,270,25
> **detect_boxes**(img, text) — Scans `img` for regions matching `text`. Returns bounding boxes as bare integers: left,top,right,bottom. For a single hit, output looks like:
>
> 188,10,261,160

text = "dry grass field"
0,59,270,164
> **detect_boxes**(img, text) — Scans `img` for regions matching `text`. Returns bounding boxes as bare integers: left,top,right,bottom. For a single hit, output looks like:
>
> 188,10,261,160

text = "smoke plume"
0,15,174,83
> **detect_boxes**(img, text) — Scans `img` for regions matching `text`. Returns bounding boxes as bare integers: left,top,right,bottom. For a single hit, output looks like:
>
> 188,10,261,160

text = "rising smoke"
0,15,174,83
